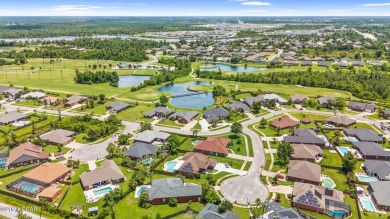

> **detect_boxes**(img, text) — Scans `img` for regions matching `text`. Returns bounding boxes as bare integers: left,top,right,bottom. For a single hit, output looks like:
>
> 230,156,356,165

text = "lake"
158,81,214,109
202,63,266,73
118,75,150,88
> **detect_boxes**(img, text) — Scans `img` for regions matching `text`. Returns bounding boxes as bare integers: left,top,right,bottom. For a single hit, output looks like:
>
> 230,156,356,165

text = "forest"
199,69,390,101
74,69,119,87
0,38,163,62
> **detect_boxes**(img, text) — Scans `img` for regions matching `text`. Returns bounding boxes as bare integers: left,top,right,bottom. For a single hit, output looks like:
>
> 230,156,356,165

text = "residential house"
286,160,321,185
353,142,390,160
106,101,131,113
194,137,230,157
40,129,76,146
7,142,49,168
227,101,250,113
263,200,302,219
379,110,390,119
368,181,390,211
325,116,356,127
284,60,299,66
148,178,202,205
80,160,125,190
263,94,288,105
22,163,70,187
348,101,377,113
20,91,46,100
1,87,23,99
134,130,170,144
197,203,239,219
291,144,322,163
203,108,229,123
42,96,59,106
292,182,351,216
352,61,365,67
301,61,313,66
170,111,198,124
364,160,390,181
317,97,335,107
284,129,326,147
178,152,216,178
243,96,263,108
65,95,87,106
334,61,348,68
290,95,310,104
123,142,158,160
144,107,174,118
271,116,300,130
317,61,329,67
0,111,28,125
344,128,383,143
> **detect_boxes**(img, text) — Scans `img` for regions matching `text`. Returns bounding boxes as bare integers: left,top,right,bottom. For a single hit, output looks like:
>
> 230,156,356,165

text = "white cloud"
45,5,104,11
241,9,267,12
242,1,271,6
360,3,390,7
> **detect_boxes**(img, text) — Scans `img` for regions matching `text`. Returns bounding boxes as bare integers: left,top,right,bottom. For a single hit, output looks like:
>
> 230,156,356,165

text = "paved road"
71,121,140,161
0,202,46,219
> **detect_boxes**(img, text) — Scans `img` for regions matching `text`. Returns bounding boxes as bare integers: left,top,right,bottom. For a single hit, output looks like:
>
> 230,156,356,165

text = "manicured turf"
157,118,185,128
210,155,245,170
321,149,342,167
321,168,349,191
43,145,71,154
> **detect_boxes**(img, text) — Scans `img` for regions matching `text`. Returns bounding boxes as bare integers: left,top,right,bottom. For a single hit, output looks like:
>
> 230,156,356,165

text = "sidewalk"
0,202,46,219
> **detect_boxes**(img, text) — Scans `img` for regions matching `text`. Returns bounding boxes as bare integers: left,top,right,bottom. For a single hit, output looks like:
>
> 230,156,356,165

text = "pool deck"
84,184,119,203
134,185,151,198
320,176,336,189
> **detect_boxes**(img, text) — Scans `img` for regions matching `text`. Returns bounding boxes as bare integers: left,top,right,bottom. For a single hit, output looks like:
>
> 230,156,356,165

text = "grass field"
321,149,342,167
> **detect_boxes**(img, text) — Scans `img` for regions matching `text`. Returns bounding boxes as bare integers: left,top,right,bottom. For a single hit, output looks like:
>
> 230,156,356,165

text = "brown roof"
179,152,217,174
291,94,310,102
325,116,356,126
8,142,49,165
43,96,59,103
291,144,322,161
194,137,230,155
65,95,87,105
40,129,75,145
37,187,62,198
271,116,299,129
293,182,344,209
287,160,321,183
301,118,312,124
23,163,71,184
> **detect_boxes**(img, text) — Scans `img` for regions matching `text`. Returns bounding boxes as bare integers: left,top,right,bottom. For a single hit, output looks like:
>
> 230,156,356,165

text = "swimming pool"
142,158,155,165
12,121,29,127
337,147,350,156
321,178,336,189
165,161,177,172
318,135,327,141
346,137,359,143
137,186,148,196
0,159,6,168
324,124,334,128
93,187,112,196
192,140,199,145
20,183,39,192
328,210,349,218
361,198,376,211
357,175,378,182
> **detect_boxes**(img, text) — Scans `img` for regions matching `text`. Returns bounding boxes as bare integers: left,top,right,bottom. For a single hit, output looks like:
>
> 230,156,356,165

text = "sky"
0,0,390,16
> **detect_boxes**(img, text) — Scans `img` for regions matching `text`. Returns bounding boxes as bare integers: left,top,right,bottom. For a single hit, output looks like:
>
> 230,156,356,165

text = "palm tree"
192,128,198,138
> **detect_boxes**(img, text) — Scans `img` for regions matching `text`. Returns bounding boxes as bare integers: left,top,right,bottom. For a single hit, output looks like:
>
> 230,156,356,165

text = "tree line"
199,69,390,101
74,69,119,87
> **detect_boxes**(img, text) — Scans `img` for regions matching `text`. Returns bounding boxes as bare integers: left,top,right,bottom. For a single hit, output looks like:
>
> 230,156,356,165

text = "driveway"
214,163,247,176
71,121,140,161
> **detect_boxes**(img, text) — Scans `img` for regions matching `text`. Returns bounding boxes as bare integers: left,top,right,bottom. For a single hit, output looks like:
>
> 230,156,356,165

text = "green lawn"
43,144,71,154
74,133,96,144
290,112,331,121
157,119,185,128
179,137,196,151
13,99,44,107
72,102,110,115
265,153,272,171
272,154,288,173
256,125,291,137
116,103,155,122
321,149,342,167
275,193,291,208
210,156,245,170
221,134,247,156
322,168,349,191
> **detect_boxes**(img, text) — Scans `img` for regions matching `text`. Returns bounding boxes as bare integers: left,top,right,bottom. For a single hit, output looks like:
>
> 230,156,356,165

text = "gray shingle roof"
364,160,390,180
170,111,198,122
148,178,202,201
80,160,125,187
0,111,28,124
197,203,240,219
353,142,390,157
106,101,130,112
263,200,302,219
203,108,229,121
284,129,326,145
369,181,390,206
144,107,174,117
123,142,157,159
227,101,250,112
243,96,264,107
317,97,335,105
345,129,383,142
134,130,170,143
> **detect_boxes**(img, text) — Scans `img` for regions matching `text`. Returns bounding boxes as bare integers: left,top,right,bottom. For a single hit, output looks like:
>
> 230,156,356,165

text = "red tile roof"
194,137,230,155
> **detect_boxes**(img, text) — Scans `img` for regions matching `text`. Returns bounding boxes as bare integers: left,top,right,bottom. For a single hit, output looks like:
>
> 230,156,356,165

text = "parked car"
276,174,284,179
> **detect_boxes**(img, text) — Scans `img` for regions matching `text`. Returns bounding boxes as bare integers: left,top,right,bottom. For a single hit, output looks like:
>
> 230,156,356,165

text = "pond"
157,81,214,109
118,75,150,88
202,63,266,73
